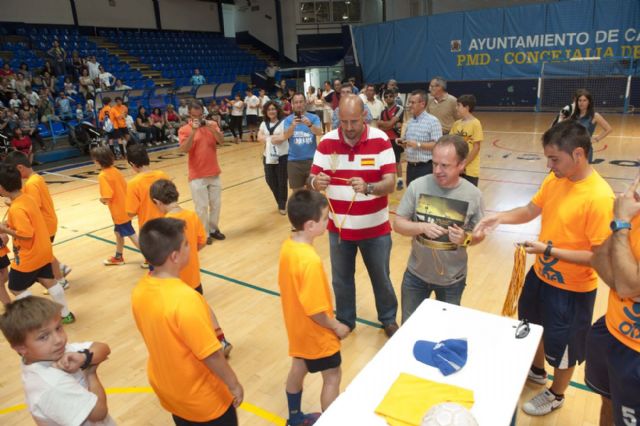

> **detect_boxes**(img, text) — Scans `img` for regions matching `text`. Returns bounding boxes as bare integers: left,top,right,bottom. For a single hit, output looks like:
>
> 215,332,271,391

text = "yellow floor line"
1,386,287,425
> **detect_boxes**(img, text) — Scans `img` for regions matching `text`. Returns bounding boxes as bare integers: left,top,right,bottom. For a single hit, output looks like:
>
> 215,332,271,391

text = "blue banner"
352,0,640,82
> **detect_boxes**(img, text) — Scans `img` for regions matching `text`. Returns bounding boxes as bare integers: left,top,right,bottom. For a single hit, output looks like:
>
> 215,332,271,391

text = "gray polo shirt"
396,174,484,286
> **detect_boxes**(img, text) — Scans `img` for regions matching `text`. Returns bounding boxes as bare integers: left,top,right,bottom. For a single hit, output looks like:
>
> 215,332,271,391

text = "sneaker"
527,368,548,385
206,236,214,245
60,264,72,277
61,312,76,324
104,256,125,266
140,261,150,269
522,389,564,416
210,230,226,241
279,209,287,216
383,322,399,338
222,338,233,358
396,180,404,190
288,412,321,426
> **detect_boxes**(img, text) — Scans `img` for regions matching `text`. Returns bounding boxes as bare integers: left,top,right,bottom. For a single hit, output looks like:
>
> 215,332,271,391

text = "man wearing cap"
587,175,640,426
427,77,458,135
309,94,399,338
394,134,484,323
474,120,614,417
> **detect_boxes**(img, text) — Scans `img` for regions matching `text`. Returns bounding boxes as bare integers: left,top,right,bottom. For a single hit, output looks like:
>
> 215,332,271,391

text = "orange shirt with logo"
178,122,221,181
126,170,170,230
110,104,127,129
23,173,58,237
278,239,340,359
98,105,111,123
131,275,233,421
531,171,614,292
8,193,53,272
98,166,129,225
166,209,206,289
605,215,640,352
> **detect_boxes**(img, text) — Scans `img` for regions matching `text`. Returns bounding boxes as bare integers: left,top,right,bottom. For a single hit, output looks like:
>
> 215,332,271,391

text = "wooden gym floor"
1,111,639,426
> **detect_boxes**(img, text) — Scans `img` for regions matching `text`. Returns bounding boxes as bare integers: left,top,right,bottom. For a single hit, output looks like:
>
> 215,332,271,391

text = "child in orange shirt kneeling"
278,190,350,426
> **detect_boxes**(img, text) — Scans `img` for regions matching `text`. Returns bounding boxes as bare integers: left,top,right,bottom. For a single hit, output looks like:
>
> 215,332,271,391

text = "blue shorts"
114,221,136,238
518,267,596,368
586,316,640,426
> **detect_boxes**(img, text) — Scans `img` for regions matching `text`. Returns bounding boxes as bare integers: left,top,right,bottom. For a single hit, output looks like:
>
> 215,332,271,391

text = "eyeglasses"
515,318,530,339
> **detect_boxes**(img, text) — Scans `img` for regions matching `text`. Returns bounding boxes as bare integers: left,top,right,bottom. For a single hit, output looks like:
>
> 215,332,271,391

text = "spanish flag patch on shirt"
361,157,375,167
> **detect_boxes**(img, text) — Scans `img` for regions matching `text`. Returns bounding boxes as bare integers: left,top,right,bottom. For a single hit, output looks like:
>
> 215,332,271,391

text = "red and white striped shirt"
311,125,396,241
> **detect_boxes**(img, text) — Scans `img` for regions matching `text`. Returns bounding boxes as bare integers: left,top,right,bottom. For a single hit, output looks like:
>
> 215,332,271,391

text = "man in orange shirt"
178,101,225,245
0,163,74,323
131,217,243,425
125,144,170,268
588,176,640,426
278,190,350,426
475,120,614,416
91,146,139,266
5,152,71,291
150,179,233,357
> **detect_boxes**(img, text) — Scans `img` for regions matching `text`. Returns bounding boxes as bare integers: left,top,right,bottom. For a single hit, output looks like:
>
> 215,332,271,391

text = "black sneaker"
210,230,226,241
206,236,214,245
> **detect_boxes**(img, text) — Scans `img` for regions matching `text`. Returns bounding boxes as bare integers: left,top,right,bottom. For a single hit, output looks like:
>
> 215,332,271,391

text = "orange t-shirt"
131,275,233,421
126,170,170,230
23,173,58,237
110,104,127,129
178,122,221,181
98,166,129,225
98,105,111,123
605,215,640,352
531,171,614,292
7,193,53,272
278,238,340,359
166,209,206,289
0,242,10,258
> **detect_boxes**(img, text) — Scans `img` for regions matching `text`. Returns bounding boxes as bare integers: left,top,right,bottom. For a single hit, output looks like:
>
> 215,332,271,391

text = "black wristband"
544,242,553,257
78,349,94,370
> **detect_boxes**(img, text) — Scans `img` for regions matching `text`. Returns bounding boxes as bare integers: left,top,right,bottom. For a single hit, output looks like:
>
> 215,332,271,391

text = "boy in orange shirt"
278,190,350,426
125,144,170,268
150,179,233,357
5,152,72,291
132,217,243,424
109,96,128,157
91,146,139,265
0,163,74,323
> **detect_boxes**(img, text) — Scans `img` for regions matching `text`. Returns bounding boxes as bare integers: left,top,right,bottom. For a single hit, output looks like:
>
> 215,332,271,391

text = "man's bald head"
339,94,364,115
338,95,366,145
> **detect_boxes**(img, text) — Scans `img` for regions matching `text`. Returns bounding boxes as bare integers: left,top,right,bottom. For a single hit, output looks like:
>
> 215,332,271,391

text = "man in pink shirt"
178,101,226,245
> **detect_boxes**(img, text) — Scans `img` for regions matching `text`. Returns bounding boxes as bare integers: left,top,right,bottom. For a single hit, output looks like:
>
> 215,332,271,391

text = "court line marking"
485,129,640,139
82,233,595,393
0,387,286,424
41,171,99,184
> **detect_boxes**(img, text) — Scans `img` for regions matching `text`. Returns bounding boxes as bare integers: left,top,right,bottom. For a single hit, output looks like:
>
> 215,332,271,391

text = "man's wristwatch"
364,183,375,196
610,219,631,232
544,241,553,257
78,349,94,370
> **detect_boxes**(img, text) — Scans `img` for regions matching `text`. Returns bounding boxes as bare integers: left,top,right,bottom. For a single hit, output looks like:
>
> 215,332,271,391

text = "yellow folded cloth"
375,373,474,426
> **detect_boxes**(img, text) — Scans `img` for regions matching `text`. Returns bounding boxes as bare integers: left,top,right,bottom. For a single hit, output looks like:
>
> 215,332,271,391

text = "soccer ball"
421,403,478,426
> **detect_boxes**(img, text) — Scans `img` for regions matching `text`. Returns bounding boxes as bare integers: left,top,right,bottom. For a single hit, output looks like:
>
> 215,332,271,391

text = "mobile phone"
295,111,303,119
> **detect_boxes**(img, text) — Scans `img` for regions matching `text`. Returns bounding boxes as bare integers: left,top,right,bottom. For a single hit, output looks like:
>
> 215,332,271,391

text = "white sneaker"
522,389,564,416
60,264,72,277
527,368,548,385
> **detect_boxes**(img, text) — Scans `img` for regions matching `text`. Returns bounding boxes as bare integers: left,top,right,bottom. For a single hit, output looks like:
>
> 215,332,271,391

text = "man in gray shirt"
394,134,485,323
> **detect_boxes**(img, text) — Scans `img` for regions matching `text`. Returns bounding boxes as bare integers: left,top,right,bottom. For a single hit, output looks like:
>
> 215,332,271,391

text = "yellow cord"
502,244,527,317
325,191,356,242
431,248,445,276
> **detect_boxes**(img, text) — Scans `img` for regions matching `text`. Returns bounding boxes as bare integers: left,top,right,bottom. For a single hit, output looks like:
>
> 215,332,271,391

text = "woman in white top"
226,93,245,144
257,100,289,214
306,86,317,114
98,66,115,90
320,80,334,132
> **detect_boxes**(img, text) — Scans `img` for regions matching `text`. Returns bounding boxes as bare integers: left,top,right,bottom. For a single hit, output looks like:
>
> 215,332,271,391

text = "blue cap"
413,338,468,376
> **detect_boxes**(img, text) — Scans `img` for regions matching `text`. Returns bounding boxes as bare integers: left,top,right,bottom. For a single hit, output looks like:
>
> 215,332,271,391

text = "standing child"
125,144,170,268
0,232,11,305
279,190,350,426
150,179,233,356
0,296,113,424
132,217,243,425
0,163,74,323
5,151,72,291
91,146,139,265
449,94,483,187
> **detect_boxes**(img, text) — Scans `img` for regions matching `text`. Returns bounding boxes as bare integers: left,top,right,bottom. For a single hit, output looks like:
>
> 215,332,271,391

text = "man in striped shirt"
309,95,399,338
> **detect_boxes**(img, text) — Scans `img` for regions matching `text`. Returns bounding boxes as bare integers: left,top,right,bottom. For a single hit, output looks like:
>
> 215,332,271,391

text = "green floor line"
547,374,591,392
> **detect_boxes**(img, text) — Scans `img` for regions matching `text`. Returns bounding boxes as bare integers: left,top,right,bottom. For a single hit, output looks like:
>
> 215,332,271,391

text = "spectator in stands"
40,60,56,78
47,39,66,77
279,79,287,94
0,64,14,78
86,56,101,80
178,99,189,120
136,106,160,146
19,109,45,151
38,91,58,125
93,77,102,93
63,77,78,96
70,51,84,80
427,77,458,134
25,86,39,107
98,66,115,91
41,71,56,93
0,77,14,105
150,107,166,143
286,88,296,102
0,108,11,141
244,89,260,142
9,93,21,111
85,96,95,124
164,104,180,143
13,73,28,96
18,63,32,83
281,95,292,116
10,128,34,163
55,92,76,121
78,68,95,99
227,93,244,144
114,79,131,91
570,88,612,164
124,111,139,145
190,69,206,86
